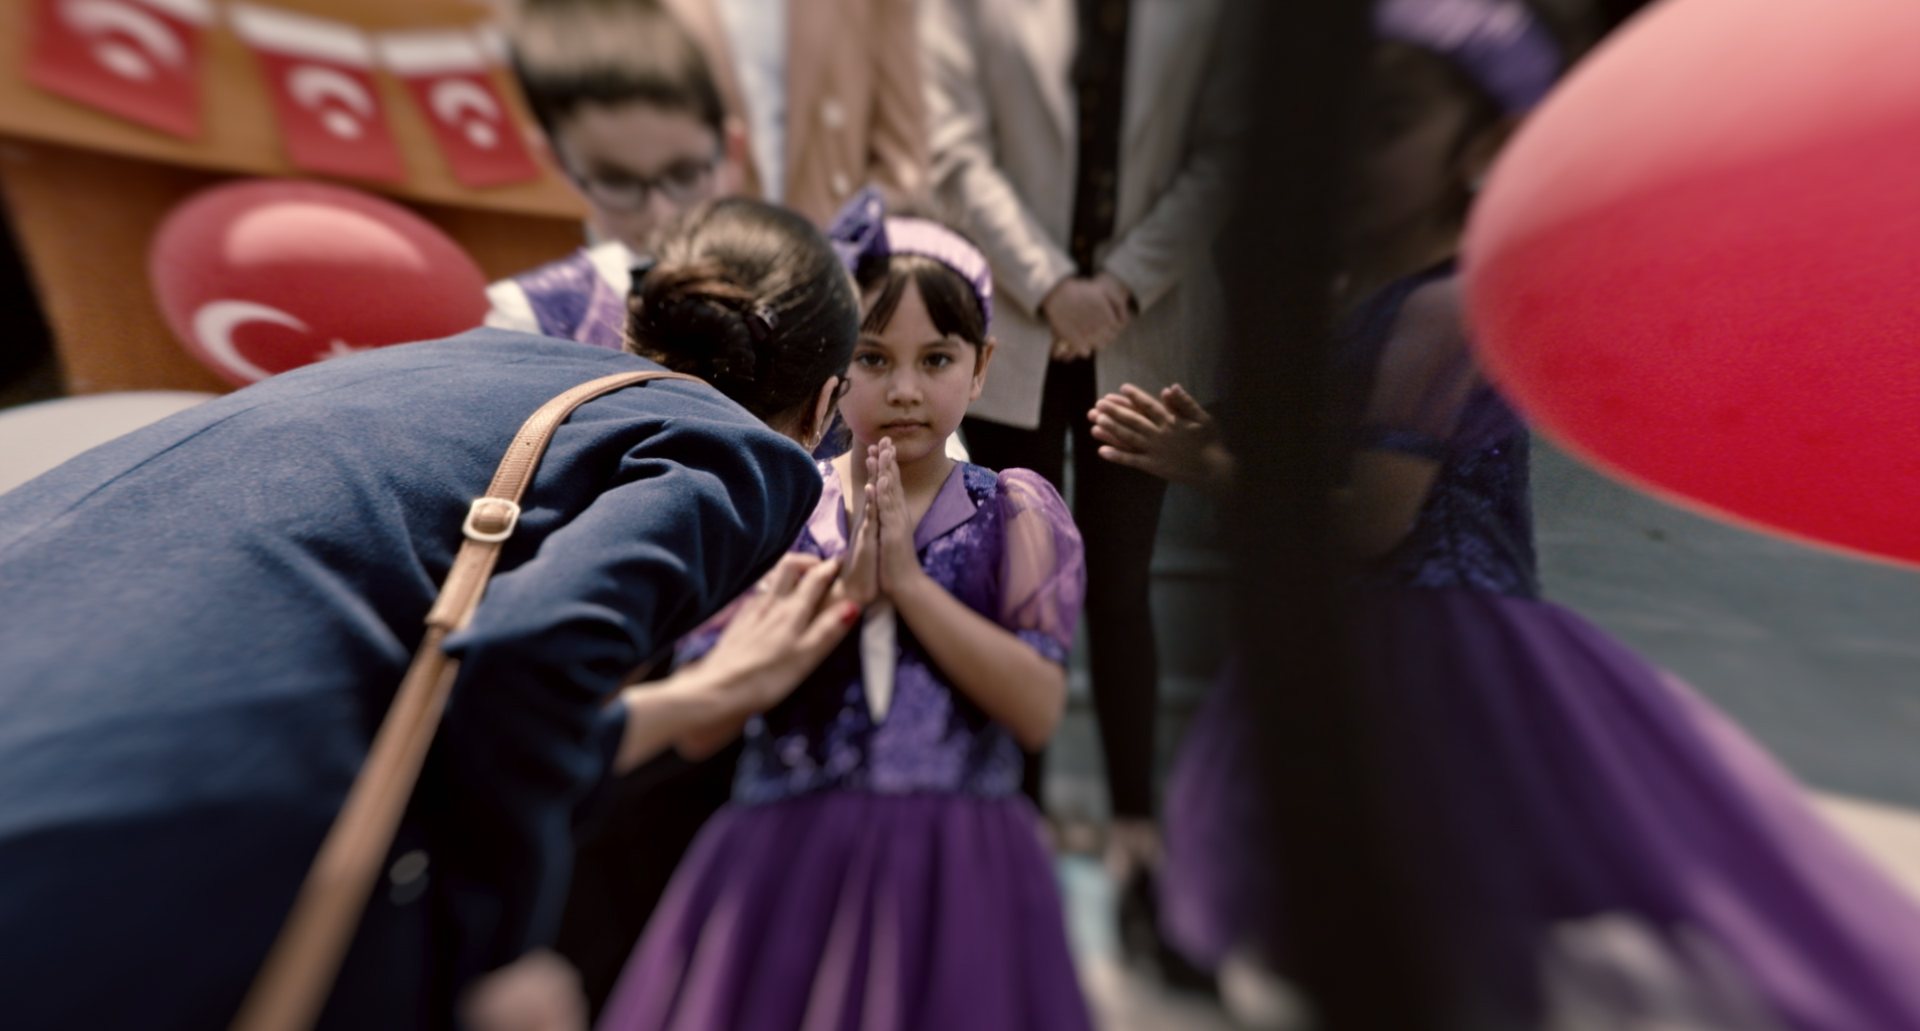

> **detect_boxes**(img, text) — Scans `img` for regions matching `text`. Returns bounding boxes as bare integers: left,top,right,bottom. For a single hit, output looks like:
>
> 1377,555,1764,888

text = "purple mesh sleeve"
994,469,1086,664
1359,279,1487,457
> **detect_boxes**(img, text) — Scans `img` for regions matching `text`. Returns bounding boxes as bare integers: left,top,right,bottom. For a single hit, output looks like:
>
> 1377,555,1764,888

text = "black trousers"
555,744,739,1016
962,358,1166,819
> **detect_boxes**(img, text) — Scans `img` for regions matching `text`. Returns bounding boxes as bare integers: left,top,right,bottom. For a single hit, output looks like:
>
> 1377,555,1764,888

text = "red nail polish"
842,603,862,626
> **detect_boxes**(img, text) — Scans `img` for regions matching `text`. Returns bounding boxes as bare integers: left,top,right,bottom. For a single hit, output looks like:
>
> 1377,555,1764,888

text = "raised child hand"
1160,383,1212,426
869,438,924,598
1089,382,1233,493
839,481,881,607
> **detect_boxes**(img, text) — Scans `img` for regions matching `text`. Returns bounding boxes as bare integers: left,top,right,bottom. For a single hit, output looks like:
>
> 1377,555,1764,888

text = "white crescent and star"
62,0,186,81
287,65,375,140
189,299,306,383
429,79,502,150
188,300,371,382
312,339,369,362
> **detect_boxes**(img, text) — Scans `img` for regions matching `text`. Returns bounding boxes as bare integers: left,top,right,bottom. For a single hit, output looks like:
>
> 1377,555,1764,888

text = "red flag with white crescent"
25,0,211,138
378,30,540,188
230,4,406,183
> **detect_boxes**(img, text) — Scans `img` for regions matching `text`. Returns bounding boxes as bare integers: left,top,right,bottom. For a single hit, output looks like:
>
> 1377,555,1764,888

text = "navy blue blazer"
0,330,822,1029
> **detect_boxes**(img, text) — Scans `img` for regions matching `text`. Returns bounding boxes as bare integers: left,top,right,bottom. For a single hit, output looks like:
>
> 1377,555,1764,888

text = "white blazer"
922,0,1243,428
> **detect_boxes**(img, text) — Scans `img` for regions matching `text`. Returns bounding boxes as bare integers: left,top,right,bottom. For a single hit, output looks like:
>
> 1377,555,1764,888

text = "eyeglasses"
569,157,718,212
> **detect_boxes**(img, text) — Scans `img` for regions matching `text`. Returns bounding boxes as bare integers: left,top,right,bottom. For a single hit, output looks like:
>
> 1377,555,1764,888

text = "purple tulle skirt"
1161,587,1920,1029
599,791,1092,1031
1160,655,1264,973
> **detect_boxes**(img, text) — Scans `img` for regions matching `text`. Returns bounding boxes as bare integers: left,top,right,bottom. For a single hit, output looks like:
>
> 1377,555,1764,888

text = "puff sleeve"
993,469,1086,665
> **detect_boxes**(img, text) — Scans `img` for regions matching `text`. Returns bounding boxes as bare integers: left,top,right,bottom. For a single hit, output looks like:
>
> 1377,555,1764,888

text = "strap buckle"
462,497,521,543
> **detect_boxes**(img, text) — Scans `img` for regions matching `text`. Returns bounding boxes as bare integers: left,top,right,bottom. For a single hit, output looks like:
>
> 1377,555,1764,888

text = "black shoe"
1116,865,1217,994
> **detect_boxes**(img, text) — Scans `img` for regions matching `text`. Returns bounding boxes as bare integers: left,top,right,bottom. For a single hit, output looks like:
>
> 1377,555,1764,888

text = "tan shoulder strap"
425,369,702,633
232,369,703,1031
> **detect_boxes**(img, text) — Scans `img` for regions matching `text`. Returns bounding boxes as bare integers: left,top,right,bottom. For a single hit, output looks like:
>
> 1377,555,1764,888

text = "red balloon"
1463,0,1920,566
149,179,488,388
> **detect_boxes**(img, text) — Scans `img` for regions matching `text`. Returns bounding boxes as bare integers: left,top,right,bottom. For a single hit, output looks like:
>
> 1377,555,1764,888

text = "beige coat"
922,0,1242,429
664,0,928,227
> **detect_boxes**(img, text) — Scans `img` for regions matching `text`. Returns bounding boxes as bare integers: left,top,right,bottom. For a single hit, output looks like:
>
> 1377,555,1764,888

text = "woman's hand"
622,553,858,768
701,553,858,713
459,950,587,1031
869,439,927,599
1089,383,1234,494
839,479,881,608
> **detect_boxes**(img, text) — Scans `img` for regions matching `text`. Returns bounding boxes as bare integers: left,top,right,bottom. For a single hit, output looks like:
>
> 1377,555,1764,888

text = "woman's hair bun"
621,198,860,425
630,259,765,391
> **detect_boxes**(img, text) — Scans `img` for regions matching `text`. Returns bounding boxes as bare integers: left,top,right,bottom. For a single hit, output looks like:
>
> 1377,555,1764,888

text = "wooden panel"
0,0,587,220
0,142,226,394
0,139,582,395
413,200,584,282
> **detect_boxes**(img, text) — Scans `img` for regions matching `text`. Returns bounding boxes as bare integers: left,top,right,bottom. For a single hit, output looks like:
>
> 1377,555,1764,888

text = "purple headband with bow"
1375,0,1561,114
826,187,994,329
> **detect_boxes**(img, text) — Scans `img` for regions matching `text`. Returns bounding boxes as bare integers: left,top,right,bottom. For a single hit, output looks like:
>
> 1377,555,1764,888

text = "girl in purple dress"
599,214,1093,1030
1091,2,1920,1028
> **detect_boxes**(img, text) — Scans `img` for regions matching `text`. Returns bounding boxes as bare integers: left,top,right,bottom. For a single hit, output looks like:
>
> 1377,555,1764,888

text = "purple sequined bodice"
1372,392,1536,598
1342,269,1539,599
680,462,1084,805
513,248,629,349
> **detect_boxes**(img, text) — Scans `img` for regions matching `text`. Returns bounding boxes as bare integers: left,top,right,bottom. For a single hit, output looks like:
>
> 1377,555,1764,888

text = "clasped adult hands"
1044,272,1134,362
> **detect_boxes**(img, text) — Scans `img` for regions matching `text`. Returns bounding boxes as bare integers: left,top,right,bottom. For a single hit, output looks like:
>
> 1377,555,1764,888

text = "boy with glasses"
485,0,744,347
480,2,759,1013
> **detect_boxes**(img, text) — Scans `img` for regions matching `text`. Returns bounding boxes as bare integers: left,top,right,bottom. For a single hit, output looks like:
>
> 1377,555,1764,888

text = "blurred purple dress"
601,461,1092,1031
1160,268,1920,1029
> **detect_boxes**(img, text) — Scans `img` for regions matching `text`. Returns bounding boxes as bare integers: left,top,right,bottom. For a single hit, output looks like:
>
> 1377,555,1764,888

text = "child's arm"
1332,456,1444,560
1334,279,1478,558
888,573,1067,751
872,443,1080,750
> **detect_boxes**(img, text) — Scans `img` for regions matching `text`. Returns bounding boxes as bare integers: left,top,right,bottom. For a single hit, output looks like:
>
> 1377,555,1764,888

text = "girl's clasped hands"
840,436,927,606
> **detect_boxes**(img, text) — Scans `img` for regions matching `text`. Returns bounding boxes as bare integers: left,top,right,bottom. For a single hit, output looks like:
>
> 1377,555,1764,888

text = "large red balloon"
149,179,488,388
1463,0,1920,566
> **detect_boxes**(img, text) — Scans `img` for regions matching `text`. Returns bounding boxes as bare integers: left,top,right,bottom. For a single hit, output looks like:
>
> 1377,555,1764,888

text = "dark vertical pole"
0,206,53,391
1218,2,1459,1027
1595,0,1658,32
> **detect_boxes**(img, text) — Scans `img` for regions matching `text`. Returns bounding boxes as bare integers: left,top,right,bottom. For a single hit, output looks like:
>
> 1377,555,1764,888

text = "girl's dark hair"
508,0,726,141
854,252,988,349
627,199,860,423
1358,41,1506,230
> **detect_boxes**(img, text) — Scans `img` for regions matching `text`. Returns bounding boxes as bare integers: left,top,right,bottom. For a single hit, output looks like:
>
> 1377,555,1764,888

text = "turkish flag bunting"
470,24,511,66
378,30,540,188
230,4,406,183
25,0,212,138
